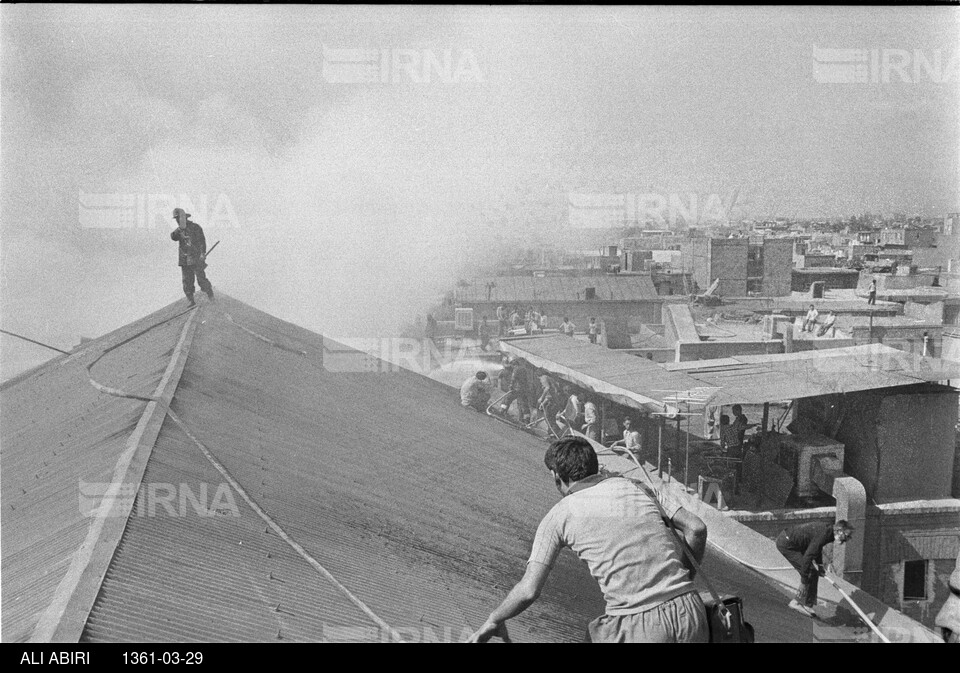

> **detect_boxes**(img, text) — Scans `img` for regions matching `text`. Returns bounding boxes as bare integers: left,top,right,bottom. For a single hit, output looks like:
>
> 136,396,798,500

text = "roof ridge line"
28,306,202,643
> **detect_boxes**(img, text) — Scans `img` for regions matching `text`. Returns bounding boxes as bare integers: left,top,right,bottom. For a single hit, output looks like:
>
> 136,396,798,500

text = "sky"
2,5,958,379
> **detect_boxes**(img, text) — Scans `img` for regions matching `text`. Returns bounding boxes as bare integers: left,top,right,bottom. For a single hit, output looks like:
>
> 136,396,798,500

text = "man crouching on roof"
467,436,710,643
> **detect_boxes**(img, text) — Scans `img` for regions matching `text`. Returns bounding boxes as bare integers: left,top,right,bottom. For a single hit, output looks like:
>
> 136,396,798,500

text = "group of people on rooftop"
461,359,644,452
495,305,548,337
801,304,837,338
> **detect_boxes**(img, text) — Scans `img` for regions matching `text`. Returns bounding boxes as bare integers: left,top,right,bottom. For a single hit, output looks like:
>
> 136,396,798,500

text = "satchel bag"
635,480,755,643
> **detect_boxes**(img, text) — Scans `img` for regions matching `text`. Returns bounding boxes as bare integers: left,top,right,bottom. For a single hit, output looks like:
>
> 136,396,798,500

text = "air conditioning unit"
778,434,845,498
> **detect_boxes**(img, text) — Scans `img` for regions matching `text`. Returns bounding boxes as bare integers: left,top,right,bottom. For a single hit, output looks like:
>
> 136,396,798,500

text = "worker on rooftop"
496,305,506,336
730,404,755,448
610,416,641,457
776,519,854,618
170,208,214,306
536,370,561,435
460,371,491,412
556,385,584,435
560,316,576,337
468,436,710,643
478,315,491,352
497,358,531,424
588,317,599,344
817,311,837,338
581,397,599,442
802,304,819,333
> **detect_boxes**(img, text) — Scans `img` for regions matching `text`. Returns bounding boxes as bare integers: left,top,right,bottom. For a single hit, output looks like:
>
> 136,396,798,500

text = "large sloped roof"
5,296,606,643
2,295,928,642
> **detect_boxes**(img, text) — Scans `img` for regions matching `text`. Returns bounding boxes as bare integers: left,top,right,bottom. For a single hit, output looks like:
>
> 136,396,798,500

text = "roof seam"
162,405,404,641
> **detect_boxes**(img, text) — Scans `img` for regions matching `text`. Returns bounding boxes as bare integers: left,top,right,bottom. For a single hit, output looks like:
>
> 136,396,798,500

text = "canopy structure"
500,335,960,411
664,344,960,407
498,335,713,414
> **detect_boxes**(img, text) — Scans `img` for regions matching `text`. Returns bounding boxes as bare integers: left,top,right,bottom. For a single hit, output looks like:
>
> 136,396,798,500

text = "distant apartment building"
686,237,748,296
880,227,938,248
749,239,793,296
685,237,791,297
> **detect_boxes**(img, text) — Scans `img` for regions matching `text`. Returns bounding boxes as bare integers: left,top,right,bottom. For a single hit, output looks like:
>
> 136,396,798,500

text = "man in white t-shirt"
460,371,491,412
560,317,576,337
802,305,819,333
468,436,709,643
610,417,642,455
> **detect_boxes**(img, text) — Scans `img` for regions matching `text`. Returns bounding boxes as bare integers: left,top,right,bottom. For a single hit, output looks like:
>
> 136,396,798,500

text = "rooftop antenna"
651,387,720,491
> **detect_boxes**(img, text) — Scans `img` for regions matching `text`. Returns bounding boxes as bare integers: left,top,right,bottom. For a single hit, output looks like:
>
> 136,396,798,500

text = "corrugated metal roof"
78,297,604,642
664,344,960,406
455,275,658,303
1,303,195,642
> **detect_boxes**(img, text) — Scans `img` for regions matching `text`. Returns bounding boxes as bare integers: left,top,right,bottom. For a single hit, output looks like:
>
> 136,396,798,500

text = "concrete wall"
805,387,959,503
686,237,711,293
878,274,937,291
792,269,861,292
799,254,838,268
904,301,944,323
661,303,699,346
676,339,783,361
711,238,749,297
870,504,960,628
849,325,942,358
762,239,794,296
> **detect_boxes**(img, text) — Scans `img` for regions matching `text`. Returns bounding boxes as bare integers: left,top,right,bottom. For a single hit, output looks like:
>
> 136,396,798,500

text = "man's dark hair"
544,437,599,483
475,371,487,380
834,519,854,533
731,404,743,415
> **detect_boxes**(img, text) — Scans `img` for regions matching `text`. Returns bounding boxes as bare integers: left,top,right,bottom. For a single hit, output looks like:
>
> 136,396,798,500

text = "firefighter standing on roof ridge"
171,207,214,306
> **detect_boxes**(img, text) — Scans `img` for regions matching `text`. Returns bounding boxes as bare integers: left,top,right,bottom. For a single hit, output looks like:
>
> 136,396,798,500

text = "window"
903,560,928,601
